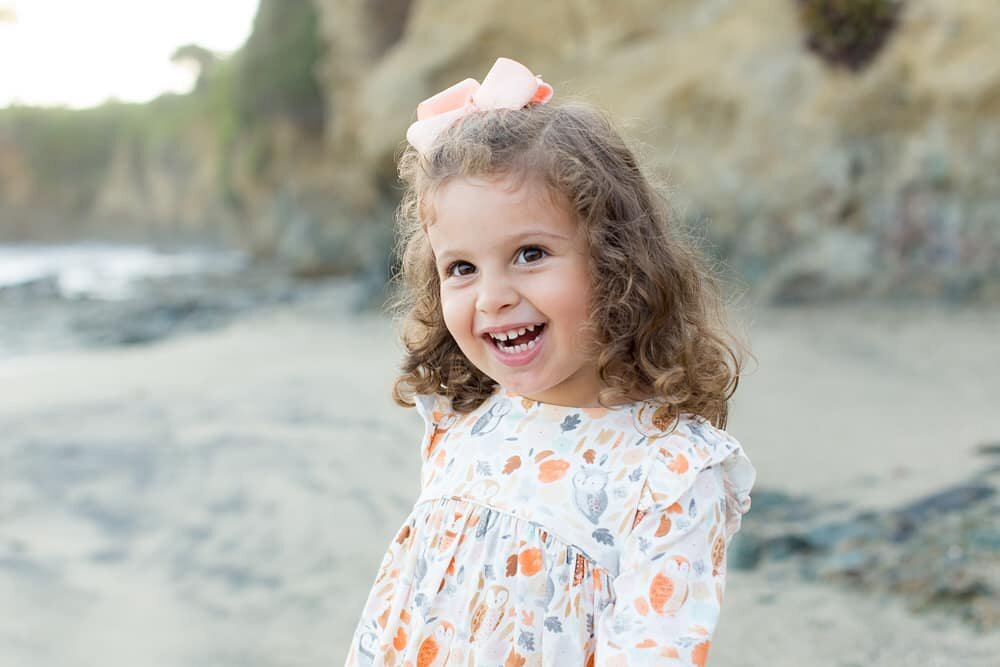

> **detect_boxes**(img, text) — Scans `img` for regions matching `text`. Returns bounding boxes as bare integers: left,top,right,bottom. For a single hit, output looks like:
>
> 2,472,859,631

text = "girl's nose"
476,276,519,314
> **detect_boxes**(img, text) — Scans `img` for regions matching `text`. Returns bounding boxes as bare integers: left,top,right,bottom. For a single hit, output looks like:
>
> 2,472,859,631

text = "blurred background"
1,1,997,665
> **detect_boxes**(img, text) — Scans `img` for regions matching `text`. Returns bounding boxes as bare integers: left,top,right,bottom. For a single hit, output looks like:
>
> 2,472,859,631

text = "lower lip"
487,328,545,367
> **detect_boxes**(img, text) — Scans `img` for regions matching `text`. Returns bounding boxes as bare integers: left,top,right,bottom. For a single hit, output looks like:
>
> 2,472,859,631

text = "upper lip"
479,322,546,337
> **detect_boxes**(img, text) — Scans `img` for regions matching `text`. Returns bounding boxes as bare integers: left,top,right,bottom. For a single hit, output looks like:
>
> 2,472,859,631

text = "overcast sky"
0,0,259,108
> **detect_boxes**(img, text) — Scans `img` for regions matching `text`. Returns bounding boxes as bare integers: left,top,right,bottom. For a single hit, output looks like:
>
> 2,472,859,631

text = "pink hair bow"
406,57,554,156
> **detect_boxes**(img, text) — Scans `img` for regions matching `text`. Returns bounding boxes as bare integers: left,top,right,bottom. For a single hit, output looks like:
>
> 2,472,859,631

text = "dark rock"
741,487,826,522
762,533,815,561
0,274,61,301
976,441,1000,457
805,515,886,550
728,532,763,570
968,527,1000,551
893,483,995,522
818,548,877,579
734,470,999,630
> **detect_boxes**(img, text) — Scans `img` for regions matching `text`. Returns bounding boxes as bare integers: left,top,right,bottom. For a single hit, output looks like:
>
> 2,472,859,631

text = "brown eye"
516,246,547,264
446,261,474,277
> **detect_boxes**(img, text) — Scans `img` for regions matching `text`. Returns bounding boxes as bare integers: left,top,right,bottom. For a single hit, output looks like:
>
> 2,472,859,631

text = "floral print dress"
344,385,756,667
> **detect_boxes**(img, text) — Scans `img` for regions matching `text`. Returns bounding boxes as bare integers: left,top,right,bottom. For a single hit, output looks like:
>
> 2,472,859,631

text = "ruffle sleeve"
412,392,455,461
593,416,756,665
413,392,444,425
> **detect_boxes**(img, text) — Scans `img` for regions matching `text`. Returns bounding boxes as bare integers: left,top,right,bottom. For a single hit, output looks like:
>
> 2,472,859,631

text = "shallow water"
0,242,247,300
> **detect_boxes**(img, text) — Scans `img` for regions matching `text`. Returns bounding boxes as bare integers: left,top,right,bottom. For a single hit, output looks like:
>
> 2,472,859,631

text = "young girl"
345,57,756,667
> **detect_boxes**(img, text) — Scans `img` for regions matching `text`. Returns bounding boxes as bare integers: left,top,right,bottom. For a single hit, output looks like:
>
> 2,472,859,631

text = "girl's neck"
496,383,649,410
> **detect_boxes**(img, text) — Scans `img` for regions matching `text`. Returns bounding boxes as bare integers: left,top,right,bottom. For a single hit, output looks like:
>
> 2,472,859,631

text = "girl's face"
426,175,602,407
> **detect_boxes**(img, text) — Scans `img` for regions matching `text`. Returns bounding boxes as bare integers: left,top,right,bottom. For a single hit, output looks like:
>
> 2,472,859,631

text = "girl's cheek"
440,300,465,335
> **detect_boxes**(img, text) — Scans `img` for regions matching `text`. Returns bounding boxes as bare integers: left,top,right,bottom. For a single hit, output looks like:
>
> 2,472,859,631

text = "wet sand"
2,285,998,666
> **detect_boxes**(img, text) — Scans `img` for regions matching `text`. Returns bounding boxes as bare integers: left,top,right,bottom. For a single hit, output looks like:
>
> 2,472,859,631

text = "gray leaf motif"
471,399,511,436
592,528,614,546
674,635,702,649
414,592,429,620
414,554,428,587
475,460,492,476
357,630,378,667
544,616,563,633
560,413,581,432
518,630,536,652
475,509,498,540
688,497,697,518
629,467,643,482
687,420,711,444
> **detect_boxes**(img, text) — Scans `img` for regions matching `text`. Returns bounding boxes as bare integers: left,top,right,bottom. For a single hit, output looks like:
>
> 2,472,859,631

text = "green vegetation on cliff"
235,0,325,131
0,104,141,208
0,0,325,215
795,0,904,71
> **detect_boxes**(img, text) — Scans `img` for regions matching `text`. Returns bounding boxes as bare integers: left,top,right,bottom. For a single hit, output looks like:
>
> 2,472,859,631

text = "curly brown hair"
385,99,750,429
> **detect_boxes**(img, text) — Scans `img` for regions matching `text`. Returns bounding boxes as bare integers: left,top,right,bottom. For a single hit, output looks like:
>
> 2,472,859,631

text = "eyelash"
445,246,548,278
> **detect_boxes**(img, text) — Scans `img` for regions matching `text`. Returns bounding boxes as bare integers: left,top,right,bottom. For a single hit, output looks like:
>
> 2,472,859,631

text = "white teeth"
492,330,542,354
489,323,542,341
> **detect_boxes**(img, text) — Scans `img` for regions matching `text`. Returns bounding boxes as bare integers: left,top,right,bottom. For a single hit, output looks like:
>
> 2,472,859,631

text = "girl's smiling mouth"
484,323,546,366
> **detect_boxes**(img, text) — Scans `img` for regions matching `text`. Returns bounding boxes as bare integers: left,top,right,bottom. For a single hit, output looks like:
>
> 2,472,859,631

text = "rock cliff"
1,0,997,301
316,0,999,301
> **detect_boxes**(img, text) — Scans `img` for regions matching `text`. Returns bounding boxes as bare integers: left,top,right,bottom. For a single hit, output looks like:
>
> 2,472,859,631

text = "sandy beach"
2,281,998,666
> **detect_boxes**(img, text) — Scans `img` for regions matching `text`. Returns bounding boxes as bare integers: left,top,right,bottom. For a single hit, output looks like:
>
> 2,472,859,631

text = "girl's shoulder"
413,392,453,426
636,412,757,537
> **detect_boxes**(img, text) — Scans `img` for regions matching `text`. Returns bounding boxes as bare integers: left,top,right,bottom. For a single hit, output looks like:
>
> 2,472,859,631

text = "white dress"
344,384,756,666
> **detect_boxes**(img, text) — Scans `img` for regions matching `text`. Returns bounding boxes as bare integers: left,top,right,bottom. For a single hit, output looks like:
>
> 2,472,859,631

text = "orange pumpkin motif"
518,548,543,576
538,458,570,482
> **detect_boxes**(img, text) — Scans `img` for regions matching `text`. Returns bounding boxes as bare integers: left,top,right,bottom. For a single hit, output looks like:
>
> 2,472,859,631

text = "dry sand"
2,285,998,666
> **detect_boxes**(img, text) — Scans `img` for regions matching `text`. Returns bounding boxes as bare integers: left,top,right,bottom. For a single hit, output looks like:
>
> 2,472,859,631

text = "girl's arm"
594,459,749,666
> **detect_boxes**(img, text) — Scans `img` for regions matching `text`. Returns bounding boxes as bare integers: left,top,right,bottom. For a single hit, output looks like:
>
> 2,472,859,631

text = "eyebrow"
435,230,570,265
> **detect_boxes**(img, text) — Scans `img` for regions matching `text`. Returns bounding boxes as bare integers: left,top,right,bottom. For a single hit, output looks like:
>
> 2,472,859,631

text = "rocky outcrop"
314,0,1000,301
2,0,997,301
91,128,238,245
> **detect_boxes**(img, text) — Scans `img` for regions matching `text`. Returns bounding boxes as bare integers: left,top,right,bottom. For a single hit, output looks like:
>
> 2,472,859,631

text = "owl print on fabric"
471,398,511,436
572,467,609,524
353,623,379,667
649,555,691,615
416,619,455,667
470,584,509,642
